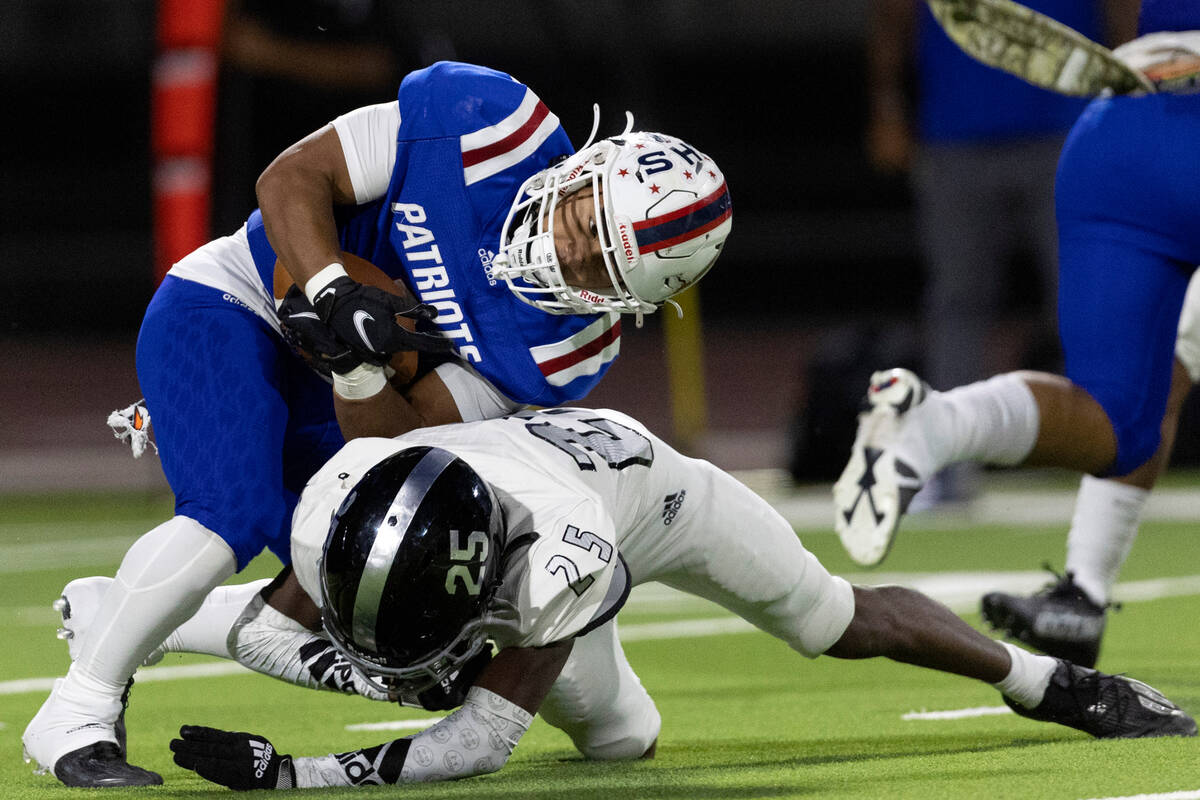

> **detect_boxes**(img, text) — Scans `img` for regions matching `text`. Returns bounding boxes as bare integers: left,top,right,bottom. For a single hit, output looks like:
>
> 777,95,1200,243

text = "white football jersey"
291,408,664,649
292,406,855,658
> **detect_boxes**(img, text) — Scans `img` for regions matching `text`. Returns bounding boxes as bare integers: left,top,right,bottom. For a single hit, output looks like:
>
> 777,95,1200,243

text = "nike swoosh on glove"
311,276,453,365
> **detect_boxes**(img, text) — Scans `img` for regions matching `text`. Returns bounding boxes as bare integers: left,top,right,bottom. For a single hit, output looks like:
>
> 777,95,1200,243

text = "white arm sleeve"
434,361,525,422
230,594,390,702
330,101,400,205
292,686,533,787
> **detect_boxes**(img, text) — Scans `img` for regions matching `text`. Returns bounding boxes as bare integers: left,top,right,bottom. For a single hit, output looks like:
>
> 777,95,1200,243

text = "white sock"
58,516,236,717
1064,475,1147,605
993,641,1058,708
898,374,1040,480
161,579,272,659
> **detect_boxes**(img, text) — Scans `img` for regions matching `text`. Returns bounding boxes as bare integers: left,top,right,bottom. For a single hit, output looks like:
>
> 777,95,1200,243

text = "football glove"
170,726,295,790
278,286,361,377
310,275,451,365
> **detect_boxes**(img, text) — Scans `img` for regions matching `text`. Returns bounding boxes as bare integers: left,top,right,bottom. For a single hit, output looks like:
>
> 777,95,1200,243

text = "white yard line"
1080,791,1200,800
902,706,1012,721
4,571,1200,696
345,718,443,732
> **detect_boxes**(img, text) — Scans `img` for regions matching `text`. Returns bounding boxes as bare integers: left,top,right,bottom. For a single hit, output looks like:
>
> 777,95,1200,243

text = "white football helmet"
493,113,732,322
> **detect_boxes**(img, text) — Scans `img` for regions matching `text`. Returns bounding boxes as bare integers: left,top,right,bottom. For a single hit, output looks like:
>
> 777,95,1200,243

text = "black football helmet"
318,446,506,697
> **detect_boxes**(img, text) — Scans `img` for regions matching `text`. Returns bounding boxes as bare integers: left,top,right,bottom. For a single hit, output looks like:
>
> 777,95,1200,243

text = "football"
274,252,420,386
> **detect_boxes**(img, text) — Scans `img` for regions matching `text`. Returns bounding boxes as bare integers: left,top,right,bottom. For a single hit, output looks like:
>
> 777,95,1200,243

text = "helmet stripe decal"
632,182,731,254
351,447,459,651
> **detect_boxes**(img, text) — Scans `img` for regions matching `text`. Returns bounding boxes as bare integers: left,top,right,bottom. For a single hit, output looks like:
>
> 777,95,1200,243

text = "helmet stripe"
632,182,731,254
351,447,458,651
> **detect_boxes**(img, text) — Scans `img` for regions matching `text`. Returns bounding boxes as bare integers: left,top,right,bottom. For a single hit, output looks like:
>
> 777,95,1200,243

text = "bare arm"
333,369,464,440
255,125,358,291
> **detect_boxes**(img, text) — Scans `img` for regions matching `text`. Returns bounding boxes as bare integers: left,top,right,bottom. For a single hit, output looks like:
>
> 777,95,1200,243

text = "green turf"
2,491,1198,798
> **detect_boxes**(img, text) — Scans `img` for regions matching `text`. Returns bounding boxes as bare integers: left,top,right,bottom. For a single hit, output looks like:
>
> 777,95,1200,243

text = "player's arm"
256,124,355,293
259,103,442,364
170,641,574,789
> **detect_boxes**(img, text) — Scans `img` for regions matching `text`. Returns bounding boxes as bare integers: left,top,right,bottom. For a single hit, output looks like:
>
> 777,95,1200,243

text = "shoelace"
1036,563,1122,613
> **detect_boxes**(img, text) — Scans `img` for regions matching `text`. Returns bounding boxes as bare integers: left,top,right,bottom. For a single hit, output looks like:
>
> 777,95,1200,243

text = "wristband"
304,263,350,305
333,363,388,400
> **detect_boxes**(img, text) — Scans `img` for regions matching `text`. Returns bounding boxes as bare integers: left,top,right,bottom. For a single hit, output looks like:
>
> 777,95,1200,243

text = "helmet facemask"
496,139,652,319
494,116,732,326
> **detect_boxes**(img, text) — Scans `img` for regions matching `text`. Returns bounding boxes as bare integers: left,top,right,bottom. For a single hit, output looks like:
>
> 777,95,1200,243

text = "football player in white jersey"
149,408,1192,790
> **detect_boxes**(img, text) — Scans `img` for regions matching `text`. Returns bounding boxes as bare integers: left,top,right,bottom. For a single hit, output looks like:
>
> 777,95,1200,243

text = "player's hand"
278,286,362,377
311,275,450,364
171,726,296,790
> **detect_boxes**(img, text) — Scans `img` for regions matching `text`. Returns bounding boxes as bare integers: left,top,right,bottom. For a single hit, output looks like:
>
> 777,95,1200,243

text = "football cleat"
982,567,1111,668
49,742,162,788
833,368,928,567
1006,660,1197,739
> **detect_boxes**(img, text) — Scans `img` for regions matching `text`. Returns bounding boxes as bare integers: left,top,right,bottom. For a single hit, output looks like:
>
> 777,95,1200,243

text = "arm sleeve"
330,101,400,204
230,593,390,701
290,686,533,787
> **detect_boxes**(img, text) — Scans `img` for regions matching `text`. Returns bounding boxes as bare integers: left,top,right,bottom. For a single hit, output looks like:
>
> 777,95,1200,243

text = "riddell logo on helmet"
618,222,637,265
578,288,608,304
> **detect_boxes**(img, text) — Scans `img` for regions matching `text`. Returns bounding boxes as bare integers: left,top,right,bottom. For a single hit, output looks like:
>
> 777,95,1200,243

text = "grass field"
1,486,1198,799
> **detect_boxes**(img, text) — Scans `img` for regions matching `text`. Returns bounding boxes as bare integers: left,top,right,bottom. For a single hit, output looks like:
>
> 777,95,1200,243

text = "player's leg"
982,270,1200,665
538,620,661,760
23,278,315,785
642,446,1193,738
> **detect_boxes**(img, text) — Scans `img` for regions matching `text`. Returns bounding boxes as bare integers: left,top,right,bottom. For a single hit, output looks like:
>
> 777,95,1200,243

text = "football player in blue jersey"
834,8,1200,636
22,61,731,788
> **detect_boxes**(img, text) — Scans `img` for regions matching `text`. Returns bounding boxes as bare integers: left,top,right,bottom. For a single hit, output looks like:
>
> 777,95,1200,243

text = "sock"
898,373,1040,480
161,579,272,659
1064,475,1148,606
57,516,237,718
993,641,1057,708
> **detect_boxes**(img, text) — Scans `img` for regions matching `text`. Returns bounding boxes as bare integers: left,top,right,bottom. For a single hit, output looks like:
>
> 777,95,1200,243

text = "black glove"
170,726,296,790
411,648,494,711
278,286,361,377
310,275,452,365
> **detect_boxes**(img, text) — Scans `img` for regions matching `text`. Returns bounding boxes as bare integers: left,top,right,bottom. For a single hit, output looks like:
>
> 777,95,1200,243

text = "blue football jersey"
1139,0,1200,35
245,62,621,407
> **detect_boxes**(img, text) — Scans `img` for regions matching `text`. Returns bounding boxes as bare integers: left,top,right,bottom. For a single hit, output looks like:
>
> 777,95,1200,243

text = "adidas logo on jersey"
250,739,274,779
662,491,686,525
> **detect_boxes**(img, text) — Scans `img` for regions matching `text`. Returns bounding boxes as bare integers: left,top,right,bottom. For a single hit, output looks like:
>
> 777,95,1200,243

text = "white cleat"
833,368,928,567
21,674,123,779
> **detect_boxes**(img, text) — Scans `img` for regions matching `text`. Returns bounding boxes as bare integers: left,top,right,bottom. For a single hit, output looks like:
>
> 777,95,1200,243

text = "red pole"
151,0,225,286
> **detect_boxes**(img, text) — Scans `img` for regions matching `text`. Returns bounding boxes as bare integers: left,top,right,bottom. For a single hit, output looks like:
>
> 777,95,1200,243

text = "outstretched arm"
171,641,574,789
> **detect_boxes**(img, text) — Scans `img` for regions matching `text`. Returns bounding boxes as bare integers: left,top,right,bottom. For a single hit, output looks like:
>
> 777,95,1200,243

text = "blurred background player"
982,271,1200,667
835,6,1200,613
864,0,1138,506
164,408,1193,790
22,59,731,788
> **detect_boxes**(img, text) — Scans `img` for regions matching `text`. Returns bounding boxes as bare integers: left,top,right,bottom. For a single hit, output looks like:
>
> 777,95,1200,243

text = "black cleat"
53,741,163,787
982,567,1111,668
1006,660,1197,739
